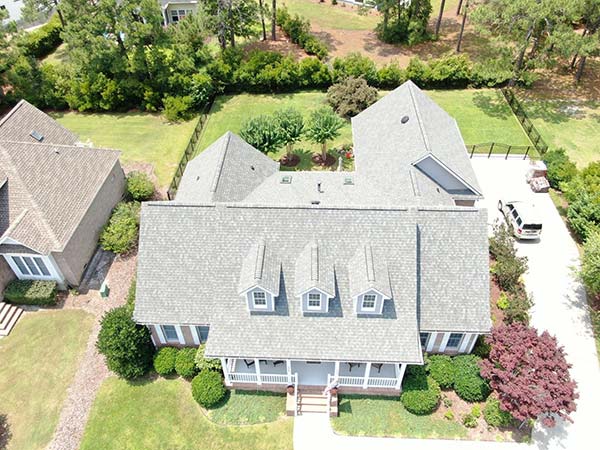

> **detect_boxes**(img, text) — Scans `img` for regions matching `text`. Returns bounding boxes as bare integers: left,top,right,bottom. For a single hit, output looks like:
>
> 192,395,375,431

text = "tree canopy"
305,107,345,160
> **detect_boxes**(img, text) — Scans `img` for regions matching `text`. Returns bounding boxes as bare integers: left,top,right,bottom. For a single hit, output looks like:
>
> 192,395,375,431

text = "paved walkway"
46,252,136,450
294,157,600,450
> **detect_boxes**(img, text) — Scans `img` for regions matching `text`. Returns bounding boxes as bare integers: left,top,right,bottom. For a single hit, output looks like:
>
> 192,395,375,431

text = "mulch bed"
311,153,336,167
280,153,301,167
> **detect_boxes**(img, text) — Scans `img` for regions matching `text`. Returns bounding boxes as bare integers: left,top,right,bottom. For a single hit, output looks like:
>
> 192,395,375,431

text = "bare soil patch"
244,27,308,60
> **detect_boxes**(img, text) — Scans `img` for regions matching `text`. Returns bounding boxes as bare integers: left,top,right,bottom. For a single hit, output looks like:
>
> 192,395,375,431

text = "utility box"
100,281,110,298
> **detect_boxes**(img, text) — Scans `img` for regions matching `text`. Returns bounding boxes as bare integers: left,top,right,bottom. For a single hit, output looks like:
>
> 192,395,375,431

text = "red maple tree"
480,323,578,427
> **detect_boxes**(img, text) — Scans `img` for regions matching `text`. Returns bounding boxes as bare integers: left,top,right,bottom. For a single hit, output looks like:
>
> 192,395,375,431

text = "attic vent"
53,148,60,154
30,130,44,142
280,175,292,184
343,177,354,185
311,200,320,205
250,165,255,171
401,115,409,124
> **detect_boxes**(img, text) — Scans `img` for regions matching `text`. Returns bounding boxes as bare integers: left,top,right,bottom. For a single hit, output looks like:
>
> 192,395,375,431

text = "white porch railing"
229,372,296,385
336,375,398,388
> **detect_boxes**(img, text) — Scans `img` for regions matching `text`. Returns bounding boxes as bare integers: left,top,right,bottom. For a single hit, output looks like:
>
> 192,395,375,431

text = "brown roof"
0,100,78,145
0,141,120,253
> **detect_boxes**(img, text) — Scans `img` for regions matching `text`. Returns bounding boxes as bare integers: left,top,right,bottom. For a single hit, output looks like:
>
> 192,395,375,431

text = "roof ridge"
0,139,121,155
210,133,231,193
407,82,431,153
0,100,26,129
310,242,319,281
254,240,266,280
364,244,375,282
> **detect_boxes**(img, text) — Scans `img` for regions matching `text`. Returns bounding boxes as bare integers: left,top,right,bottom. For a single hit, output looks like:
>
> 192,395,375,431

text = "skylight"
280,175,292,184
30,130,44,142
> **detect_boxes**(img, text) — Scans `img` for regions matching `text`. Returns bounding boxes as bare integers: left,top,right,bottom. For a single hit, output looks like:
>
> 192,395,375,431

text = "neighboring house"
159,0,197,25
133,81,491,394
0,100,125,290
0,0,24,24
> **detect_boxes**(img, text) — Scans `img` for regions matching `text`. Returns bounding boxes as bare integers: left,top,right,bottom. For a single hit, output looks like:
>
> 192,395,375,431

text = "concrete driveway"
294,157,600,450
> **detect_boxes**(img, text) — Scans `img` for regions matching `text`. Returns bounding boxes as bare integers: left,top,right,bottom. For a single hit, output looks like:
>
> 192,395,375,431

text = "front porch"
222,358,407,390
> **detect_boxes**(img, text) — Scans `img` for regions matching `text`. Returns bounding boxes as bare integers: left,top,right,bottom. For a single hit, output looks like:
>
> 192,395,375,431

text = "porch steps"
296,393,338,417
0,302,24,337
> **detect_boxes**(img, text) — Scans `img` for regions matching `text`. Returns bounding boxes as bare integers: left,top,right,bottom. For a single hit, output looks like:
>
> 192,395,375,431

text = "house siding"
246,287,275,312
53,162,125,286
0,257,15,296
149,324,200,348
424,331,479,354
301,288,329,314
356,290,384,315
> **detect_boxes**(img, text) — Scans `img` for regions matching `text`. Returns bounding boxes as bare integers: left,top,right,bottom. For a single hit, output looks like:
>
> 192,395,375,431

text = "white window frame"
161,325,179,343
170,8,192,23
252,291,268,309
446,333,464,350
419,332,430,349
4,253,59,281
361,294,377,312
307,292,322,310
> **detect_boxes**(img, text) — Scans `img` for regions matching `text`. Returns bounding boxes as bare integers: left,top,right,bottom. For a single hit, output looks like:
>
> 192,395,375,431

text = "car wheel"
497,200,503,211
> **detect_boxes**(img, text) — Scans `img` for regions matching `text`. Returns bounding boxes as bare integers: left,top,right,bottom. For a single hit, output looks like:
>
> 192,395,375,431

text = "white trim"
175,325,185,345
438,332,451,352
161,325,179,344
239,284,277,297
155,325,166,344
252,291,269,309
254,358,262,385
221,358,232,386
149,330,156,346
459,333,471,353
467,334,479,353
286,359,292,384
306,292,322,311
426,332,436,352
412,152,482,196
396,363,407,390
3,253,63,283
190,325,200,346
297,286,334,299
363,362,372,389
361,294,377,312
354,287,389,300
334,361,340,379
445,332,464,351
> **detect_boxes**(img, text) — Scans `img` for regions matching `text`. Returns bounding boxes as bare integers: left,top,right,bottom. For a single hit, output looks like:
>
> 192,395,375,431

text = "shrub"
503,287,533,325
326,77,378,118
377,62,406,89
471,335,491,359
153,347,178,376
175,347,199,378
496,292,509,310
163,95,194,122
195,343,222,372
191,370,226,407
444,410,455,420
426,54,472,89
427,355,456,389
462,412,478,428
240,115,284,154
96,305,154,379
454,373,491,402
100,202,141,254
543,148,577,189
401,365,441,415
18,15,63,59
564,162,600,241
126,278,136,310
492,255,528,291
442,395,452,407
3,280,57,305
483,397,514,428
277,8,328,59
332,53,378,85
452,354,482,377
126,171,154,201
190,72,215,109
489,222,516,261
582,231,600,296
471,404,481,417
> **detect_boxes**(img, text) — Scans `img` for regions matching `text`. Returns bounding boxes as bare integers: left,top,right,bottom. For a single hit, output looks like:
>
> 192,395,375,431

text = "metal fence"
501,88,549,155
467,142,533,160
166,99,214,200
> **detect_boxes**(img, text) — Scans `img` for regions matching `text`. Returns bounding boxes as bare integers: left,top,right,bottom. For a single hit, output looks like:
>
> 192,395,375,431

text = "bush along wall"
3,280,58,305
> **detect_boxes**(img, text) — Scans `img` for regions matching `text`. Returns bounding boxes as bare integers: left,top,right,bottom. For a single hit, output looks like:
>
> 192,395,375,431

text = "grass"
208,390,286,425
331,394,467,439
281,0,379,31
52,112,197,187
0,310,94,450
198,89,533,164
42,43,69,65
519,98,600,167
80,377,293,450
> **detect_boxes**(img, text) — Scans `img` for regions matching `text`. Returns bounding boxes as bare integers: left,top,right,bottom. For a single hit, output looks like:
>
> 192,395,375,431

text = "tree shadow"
0,413,11,449
472,91,512,119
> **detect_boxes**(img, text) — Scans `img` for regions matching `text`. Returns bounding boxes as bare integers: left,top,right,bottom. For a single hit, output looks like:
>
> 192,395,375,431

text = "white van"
498,200,543,240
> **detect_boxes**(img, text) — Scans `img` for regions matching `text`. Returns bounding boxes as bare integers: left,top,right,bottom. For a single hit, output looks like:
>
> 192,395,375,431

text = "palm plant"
305,107,345,163
274,108,304,163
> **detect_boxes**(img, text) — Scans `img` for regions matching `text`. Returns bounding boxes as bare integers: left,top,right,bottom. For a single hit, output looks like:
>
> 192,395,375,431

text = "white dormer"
348,244,392,315
238,240,280,312
295,241,335,314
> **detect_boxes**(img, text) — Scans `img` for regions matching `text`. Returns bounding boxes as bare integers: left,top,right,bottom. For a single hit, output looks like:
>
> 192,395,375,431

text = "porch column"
438,332,451,352
286,360,292,384
334,361,340,380
395,363,407,390
254,358,262,385
221,358,232,386
362,362,372,389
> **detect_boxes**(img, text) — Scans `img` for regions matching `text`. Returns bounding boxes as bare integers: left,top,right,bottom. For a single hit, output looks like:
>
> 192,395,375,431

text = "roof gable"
294,241,335,297
238,240,281,296
348,243,393,299
413,153,481,196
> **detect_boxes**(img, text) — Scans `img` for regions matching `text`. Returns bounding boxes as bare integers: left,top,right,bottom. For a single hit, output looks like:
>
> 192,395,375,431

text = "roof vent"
30,130,44,142
53,148,60,154
311,200,320,205
250,165,255,171
280,175,292,184
317,182,323,193
343,177,354,185
401,115,409,124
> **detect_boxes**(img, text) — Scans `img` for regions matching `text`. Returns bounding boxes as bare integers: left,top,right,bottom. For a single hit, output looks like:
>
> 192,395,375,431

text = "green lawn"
42,43,69,65
331,395,467,439
209,390,287,425
80,378,293,450
52,112,197,187
281,0,379,31
198,89,532,161
0,310,94,450
520,99,600,167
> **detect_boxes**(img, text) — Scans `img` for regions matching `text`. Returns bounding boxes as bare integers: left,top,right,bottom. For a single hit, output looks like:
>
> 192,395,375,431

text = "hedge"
454,372,491,403
175,347,198,378
126,171,154,201
191,370,226,408
276,8,328,60
400,365,441,415
153,347,178,376
19,15,63,59
426,355,456,390
3,280,57,305
100,202,140,254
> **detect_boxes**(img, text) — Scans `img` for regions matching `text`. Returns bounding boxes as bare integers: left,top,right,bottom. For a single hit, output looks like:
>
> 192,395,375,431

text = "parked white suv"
498,200,542,240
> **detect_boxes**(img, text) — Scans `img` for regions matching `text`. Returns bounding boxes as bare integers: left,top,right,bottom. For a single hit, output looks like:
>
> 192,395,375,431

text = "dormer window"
252,291,267,309
307,293,322,310
361,294,376,311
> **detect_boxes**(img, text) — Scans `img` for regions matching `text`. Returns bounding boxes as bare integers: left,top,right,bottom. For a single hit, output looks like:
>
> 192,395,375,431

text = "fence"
166,99,215,200
501,88,549,156
466,142,533,160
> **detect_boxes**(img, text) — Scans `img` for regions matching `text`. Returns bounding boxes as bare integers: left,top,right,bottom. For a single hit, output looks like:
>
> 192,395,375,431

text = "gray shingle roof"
0,141,120,253
238,240,281,295
294,241,335,297
176,132,279,203
0,100,78,145
348,243,393,299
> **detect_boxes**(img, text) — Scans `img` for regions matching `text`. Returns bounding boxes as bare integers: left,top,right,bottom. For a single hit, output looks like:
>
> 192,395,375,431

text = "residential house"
0,100,125,290
159,0,197,25
133,81,491,395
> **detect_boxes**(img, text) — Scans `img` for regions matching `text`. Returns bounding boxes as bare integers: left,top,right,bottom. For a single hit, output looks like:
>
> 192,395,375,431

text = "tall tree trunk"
53,1,66,27
321,141,327,161
286,142,292,159
228,2,235,47
456,0,464,16
217,0,227,49
575,55,587,83
456,1,468,53
383,9,389,35
435,0,446,38
259,0,267,40
509,24,534,86
271,0,276,40
570,28,588,69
